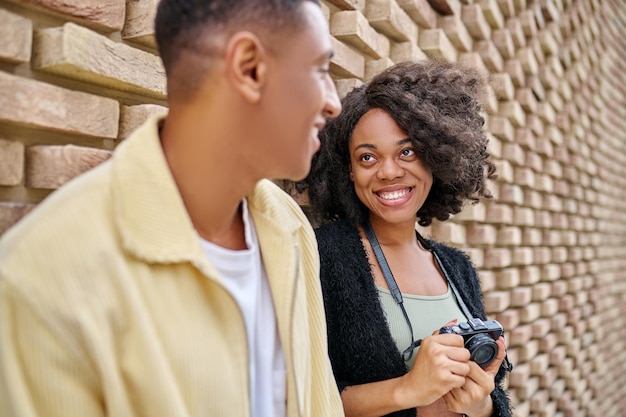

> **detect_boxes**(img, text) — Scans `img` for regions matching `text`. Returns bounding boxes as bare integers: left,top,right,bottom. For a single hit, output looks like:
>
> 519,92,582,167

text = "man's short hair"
155,0,319,96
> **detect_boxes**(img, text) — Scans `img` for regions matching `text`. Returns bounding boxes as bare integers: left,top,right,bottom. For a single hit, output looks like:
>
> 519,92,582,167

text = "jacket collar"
111,115,302,265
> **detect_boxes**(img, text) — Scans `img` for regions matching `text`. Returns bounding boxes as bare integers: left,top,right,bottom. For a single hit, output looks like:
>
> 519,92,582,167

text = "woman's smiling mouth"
376,187,413,201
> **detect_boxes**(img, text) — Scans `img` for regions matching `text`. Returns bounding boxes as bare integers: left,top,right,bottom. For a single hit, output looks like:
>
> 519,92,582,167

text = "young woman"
300,60,512,417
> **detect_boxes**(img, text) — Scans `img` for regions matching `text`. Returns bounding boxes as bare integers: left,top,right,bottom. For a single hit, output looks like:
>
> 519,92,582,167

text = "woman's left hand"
442,336,506,417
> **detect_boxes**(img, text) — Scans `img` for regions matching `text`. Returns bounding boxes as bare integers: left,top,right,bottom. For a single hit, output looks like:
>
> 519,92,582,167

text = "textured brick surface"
1,2,625,416
118,104,168,141
0,72,119,138
0,139,24,186
0,202,36,235
9,0,126,31
26,144,112,189
33,23,166,99
0,8,32,64
122,0,157,48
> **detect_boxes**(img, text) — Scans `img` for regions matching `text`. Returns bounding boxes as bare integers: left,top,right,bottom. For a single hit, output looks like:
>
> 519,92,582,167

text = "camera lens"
465,334,498,368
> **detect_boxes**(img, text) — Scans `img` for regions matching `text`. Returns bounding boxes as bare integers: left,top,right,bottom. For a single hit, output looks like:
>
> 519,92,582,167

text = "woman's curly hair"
298,59,497,228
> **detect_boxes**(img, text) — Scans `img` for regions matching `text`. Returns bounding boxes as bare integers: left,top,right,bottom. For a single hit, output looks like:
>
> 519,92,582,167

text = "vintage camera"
439,318,503,368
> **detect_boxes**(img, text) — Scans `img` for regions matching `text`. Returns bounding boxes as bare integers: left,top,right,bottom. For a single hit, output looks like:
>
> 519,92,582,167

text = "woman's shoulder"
314,219,357,245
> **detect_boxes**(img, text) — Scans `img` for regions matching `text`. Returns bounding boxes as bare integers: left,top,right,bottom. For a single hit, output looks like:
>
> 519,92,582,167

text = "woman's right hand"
399,332,472,407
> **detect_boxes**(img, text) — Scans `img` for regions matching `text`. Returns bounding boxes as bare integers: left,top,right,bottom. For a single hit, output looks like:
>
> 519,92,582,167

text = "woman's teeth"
378,189,410,200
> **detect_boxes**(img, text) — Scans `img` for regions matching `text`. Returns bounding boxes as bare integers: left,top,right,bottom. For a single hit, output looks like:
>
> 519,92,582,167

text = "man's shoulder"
0,162,116,279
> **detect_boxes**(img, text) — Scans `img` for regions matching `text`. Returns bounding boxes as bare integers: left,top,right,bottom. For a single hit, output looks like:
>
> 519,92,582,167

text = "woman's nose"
377,158,404,180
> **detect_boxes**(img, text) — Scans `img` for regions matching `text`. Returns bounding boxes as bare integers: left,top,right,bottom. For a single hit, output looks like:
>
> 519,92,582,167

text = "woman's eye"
401,149,416,157
360,154,374,162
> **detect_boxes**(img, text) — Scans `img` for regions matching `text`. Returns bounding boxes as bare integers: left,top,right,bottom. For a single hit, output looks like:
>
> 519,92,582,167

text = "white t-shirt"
200,200,286,417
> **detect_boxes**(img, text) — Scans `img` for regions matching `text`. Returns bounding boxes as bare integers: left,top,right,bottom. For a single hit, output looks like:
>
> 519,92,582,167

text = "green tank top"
376,285,467,369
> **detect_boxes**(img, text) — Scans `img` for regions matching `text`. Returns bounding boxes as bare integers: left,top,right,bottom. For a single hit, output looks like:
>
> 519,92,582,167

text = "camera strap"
363,219,421,361
363,219,513,372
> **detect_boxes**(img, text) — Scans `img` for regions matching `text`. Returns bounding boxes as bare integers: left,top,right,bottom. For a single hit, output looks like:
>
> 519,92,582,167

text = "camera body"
440,318,503,368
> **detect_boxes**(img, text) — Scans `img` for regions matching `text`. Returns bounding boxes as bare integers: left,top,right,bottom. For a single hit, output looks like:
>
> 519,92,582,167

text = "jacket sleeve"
0,277,104,417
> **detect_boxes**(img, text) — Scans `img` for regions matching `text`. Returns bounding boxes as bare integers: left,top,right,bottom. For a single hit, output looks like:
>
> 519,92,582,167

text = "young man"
0,1,342,416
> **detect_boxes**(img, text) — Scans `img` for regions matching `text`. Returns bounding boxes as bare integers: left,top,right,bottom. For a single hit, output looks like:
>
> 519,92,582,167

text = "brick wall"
0,0,625,416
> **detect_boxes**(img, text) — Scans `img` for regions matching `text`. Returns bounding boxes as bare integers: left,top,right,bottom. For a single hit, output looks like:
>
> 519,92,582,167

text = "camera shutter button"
459,322,471,330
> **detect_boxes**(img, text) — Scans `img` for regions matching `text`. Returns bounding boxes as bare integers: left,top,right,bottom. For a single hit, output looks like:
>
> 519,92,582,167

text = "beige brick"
496,0,516,18
364,57,394,81
509,362,530,388
0,72,119,138
438,15,473,52
514,167,534,187
455,203,486,222
515,88,538,113
492,29,515,59
462,4,491,40
325,0,365,10
396,0,437,28
431,221,466,244
538,65,558,91
531,318,551,337
26,144,112,189
517,47,539,75
478,0,505,29
463,248,482,270
516,129,536,150
490,116,514,142
538,29,559,56
484,248,512,268
513,206,534,226
496,309,519,330
0,8,32,64
510,323,532,346
458,52,489,75
486,204,513,224
526,76,545,103
503,142,525,165
519,339,539,362
497,267,521,289
467,224,497,245
537,102,556,125
390,41,427,62
516,376,539,402
540,0,559,23
118,104,167,141
122,0,157,48
490,73,514,100
504,59,526,87
476,40,504,72
0,139,24,186
330,10,390,59
519,9,538,38
418,29,457,62
506,17,526,48
498,184,523,205
499,101,526,127
0,202,36,235
330,37,365,79
483,290,511,313
33,23,166,99
12,0,125,31
519,302,541,323
541,298,560,317
365,0,417,42
522,228,541,246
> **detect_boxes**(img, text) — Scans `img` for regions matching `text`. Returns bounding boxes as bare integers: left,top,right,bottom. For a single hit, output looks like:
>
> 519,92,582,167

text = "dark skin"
337,109,505,417
159,3,341,250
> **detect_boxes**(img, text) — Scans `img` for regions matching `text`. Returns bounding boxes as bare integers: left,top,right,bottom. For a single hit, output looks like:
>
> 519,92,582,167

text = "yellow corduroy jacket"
0,116,344,417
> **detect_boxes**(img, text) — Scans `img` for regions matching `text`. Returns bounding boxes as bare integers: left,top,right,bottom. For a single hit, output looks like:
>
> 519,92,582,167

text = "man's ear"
225,32,267,103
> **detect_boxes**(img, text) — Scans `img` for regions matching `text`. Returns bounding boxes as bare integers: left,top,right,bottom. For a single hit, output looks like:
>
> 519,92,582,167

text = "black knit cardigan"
315,219,512,417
